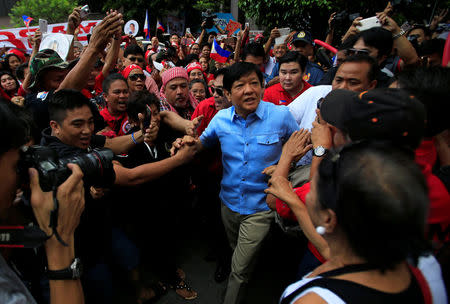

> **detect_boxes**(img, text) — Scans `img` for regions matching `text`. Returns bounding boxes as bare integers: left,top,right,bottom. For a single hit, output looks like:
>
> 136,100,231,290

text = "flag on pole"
156,19,165,32
210,39,231,63
22,15,33,28
143,10,150,39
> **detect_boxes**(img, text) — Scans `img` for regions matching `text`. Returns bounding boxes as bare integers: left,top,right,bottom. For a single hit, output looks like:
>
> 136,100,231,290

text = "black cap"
321,88,426,149
292,30,313,45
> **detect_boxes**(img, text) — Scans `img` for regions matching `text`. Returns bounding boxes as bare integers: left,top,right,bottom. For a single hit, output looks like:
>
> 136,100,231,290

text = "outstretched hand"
282,129,313,162
264,176,298,205
89,12,124,53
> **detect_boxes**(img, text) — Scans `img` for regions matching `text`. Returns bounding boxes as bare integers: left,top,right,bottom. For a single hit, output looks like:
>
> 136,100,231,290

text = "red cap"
186,62,203,75
7,49,26,63
121,64,143,79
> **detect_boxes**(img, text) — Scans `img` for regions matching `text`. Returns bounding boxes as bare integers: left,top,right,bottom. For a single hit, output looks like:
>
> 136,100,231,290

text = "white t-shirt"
288,85,332,165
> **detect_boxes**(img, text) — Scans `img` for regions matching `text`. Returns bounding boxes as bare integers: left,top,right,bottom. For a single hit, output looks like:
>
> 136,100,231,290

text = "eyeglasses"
128,74,146,81
210,86,224,97
128,56,144,63
346,48,370,56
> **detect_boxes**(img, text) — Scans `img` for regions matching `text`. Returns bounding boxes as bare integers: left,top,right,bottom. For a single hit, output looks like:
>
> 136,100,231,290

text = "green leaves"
9,0,79,27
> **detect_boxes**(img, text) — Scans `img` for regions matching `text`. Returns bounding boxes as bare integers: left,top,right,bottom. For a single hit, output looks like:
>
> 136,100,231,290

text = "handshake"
170,135,201,159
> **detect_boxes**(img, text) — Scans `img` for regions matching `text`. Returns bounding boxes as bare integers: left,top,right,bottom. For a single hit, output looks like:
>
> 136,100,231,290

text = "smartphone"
80,5,90,20
356,16,381,32
142,105,152,130
186,28,191,35
39,19,48,34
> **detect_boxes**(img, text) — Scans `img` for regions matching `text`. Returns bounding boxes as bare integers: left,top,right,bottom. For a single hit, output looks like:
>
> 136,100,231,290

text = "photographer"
0,102,84,304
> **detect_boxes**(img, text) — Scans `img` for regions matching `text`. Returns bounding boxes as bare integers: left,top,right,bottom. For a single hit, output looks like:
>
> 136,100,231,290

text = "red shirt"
263,80,312,106
191,97,218,136
99,107,131,137
415,140,450,227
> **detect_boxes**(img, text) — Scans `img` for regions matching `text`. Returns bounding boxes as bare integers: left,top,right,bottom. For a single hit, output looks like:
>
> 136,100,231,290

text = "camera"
80,5,90,20
18,146,116,192
202,9,217,29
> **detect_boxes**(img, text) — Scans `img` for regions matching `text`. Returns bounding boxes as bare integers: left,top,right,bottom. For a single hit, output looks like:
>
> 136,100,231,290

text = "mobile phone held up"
143,105,152,130
80,5,90,20
356,16,381,32
39,19,48,34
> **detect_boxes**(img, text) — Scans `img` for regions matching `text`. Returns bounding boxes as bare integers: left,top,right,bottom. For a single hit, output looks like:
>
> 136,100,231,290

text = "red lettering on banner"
19,28,37,37
51,26,66,34
79,22,97,34
0,31,26,49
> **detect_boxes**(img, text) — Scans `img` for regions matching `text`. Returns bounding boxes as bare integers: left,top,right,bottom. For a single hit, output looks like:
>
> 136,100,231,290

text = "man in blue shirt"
176,62,299,303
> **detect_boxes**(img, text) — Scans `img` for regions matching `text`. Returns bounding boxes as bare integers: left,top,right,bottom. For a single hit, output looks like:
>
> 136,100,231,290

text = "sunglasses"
210,86,224,96
128,56,144,63
346,48,370,56
129,74,146,81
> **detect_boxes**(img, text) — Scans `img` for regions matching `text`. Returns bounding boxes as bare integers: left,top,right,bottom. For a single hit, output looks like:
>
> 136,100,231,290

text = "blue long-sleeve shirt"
200,101,299,215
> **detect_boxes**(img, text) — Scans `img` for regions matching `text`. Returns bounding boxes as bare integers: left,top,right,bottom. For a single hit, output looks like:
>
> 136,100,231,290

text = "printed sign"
0,20,102,53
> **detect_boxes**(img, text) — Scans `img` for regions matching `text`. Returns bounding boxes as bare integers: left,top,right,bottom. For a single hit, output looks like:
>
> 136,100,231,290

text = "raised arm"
264,28,280,58
22,29,42,92
377,13,419,67
265,129,312,209
114,142,197,186
58,11,123,91
30,164,85,304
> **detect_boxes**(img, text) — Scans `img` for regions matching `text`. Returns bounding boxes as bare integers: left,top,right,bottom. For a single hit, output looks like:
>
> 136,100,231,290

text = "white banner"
0,20,102,53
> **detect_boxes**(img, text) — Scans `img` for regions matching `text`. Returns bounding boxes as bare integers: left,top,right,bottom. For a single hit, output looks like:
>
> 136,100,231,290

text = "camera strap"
0,225,49,248
48,187,68,247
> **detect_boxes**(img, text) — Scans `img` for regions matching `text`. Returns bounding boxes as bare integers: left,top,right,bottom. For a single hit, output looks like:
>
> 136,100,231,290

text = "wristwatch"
46,258,83,280
313,146,328,157
393,29,406,39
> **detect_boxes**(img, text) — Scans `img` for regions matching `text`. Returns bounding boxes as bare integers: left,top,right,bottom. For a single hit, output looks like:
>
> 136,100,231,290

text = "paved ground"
112,210,307,304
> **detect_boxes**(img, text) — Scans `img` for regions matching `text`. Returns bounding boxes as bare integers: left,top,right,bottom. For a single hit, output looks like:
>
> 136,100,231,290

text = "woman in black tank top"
280,142,435,304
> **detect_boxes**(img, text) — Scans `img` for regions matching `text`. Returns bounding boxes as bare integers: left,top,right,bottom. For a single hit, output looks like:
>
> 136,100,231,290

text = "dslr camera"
202,9,217,29
19,146,116,192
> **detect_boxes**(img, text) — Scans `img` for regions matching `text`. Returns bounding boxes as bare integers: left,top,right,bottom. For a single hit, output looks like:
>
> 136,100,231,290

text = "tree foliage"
238,0,450,38
9,0,79,27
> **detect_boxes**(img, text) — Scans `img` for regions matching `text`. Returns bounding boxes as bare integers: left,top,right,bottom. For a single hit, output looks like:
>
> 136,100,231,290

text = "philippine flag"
210,39,231,63
156,19,165,32
22,15,33,27
143,10,150,39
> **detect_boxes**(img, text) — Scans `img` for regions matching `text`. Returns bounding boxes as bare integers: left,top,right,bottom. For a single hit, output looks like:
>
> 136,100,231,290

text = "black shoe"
214,262,230,283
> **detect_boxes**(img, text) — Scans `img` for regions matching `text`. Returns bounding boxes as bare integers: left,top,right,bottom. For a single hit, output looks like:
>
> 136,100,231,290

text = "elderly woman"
268,141,445,303
189,79,209,102
186,62,205,82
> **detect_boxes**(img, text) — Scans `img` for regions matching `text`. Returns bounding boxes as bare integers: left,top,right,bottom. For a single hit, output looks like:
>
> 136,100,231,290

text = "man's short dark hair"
184,54,200,65
407,25,431,38
223,62,263,92
102,73,127,94
341,54,379,82
338,35,358,51
356,28,393,59
127,91,160,122
0,102,27,156
278,51,308,73
241,42,265,61
124,44,145,58
49,89,92,124
214,67,229,79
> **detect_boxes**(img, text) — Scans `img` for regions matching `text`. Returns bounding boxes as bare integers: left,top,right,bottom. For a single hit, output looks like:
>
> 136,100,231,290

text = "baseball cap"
292,30,313,45
320,88,426,149
29,49,69,89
